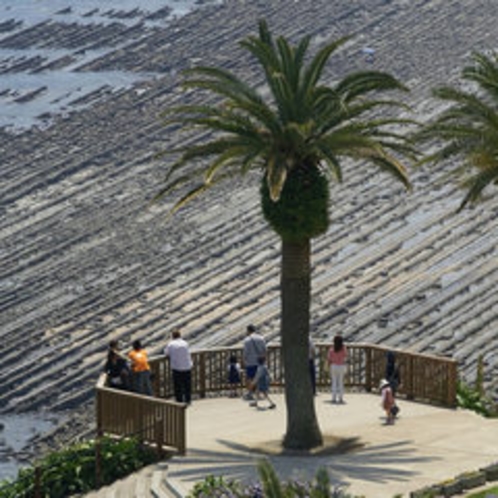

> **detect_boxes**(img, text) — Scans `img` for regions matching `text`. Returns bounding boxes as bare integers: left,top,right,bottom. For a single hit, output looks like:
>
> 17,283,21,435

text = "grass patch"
466,485,498,498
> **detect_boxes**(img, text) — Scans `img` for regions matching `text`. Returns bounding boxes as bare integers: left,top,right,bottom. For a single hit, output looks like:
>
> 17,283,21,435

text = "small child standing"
227,354,241,398
250,356,276,409
380,379,395,424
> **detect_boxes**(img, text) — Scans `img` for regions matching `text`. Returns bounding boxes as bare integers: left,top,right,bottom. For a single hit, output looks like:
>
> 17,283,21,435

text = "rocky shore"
0,0,497,477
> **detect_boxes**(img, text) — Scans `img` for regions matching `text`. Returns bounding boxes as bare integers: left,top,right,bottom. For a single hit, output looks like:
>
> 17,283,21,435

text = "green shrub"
0,437,157,498
457,380,495,417
189,459,362,497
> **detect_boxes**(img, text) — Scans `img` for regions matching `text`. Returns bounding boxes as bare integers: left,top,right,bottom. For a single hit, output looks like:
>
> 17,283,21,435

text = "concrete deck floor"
164,392,498,497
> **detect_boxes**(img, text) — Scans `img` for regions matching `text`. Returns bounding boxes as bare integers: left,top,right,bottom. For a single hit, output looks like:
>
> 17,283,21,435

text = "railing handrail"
148,341,458,407
149,341,458,366
349,342,457,364
97,378,185,407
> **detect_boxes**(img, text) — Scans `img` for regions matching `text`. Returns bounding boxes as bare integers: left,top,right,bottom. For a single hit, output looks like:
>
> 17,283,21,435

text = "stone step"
75,463,172,498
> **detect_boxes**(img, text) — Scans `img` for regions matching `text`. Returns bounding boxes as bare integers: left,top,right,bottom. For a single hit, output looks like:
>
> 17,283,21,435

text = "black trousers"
172,369,192,403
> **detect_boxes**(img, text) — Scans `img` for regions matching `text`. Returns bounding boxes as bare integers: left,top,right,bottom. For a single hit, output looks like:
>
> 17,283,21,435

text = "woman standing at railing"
327,335,347,404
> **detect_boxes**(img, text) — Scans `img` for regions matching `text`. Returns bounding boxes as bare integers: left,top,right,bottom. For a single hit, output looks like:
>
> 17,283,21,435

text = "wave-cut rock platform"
0,0,497,469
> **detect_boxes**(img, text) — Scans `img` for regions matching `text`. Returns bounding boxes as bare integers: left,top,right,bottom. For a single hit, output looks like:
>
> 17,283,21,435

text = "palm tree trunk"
281,238,323,449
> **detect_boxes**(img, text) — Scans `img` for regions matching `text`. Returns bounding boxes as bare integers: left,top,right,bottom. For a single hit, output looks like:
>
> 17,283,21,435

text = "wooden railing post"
156,419,164,459
447,360,458,407
95,377,105,437
34,466,41,498
199,352,206,398
179,405,187,455
95,433,102,488
365,346,372,392
406,354,414,400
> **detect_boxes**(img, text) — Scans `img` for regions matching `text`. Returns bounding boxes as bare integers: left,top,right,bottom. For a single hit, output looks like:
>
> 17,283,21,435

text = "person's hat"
379,379,390,389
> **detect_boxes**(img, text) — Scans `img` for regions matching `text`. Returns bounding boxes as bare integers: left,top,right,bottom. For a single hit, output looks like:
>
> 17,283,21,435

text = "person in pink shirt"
327,335,347,403
380,378,396,424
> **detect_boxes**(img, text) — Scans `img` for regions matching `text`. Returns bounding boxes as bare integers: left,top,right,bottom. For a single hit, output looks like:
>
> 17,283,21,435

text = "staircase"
78,462,177,498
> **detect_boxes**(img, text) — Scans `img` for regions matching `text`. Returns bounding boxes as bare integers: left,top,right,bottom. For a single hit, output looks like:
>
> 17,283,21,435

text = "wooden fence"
96,342,457,455
150,342,458,407
95,374,187,454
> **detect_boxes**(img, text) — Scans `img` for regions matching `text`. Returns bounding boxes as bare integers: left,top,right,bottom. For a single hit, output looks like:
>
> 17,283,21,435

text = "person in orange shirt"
128,339,152,395
327,335,347,404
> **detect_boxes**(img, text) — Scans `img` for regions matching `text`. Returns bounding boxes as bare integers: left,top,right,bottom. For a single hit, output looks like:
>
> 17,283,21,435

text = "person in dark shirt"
385,351,401,395
385,351,401,418
104,341,130,390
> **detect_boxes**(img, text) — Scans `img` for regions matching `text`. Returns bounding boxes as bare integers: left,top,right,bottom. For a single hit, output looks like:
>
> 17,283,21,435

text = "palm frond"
463,52,498,100
155,22,413,216
152,173,194,203
266,155,288,201
184,65,260,104
458,164,498,211
335,70,408,102
302,36,351,96
373,154,411,190
433,86,498,129
345,101,414,119
163,138,253,181
276,36,298,91
315,144,343,182
204,147,258,183
167,182,212,214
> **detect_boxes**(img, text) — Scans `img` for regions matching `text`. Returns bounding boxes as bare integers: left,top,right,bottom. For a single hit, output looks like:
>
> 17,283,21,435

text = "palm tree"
416,51,498,211
155,20,414,450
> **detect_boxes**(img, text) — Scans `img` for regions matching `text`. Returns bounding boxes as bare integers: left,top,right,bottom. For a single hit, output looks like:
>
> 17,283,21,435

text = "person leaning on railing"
127,339,153,396
104,340,130,390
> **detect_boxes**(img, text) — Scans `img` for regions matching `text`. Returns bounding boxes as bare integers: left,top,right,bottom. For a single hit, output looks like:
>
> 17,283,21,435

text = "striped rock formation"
0,0,496,463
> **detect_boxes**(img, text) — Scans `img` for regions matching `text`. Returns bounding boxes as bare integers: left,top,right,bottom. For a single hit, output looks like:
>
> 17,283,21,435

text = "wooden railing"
150,342,458,407
95,374,187,455
96,342,457,455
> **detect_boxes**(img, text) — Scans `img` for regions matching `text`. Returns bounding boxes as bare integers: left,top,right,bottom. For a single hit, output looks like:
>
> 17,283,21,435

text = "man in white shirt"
164,329,193,404
243,324,267,400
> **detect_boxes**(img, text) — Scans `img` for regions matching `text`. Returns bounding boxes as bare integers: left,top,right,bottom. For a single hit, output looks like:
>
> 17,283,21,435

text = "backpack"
228,363,241,384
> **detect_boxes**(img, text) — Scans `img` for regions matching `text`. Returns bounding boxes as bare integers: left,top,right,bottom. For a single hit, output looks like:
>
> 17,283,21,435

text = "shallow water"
0,412,58,480
0,0,217,131
0,0,214,481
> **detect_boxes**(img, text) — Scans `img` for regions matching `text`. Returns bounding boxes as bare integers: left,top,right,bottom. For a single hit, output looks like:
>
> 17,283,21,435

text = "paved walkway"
164,392,498,497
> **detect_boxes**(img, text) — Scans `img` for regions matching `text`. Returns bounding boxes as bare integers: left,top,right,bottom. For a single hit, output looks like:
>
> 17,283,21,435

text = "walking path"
163,392,498,497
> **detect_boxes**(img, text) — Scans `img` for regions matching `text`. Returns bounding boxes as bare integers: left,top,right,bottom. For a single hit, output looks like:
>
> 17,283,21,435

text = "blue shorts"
246,365,258,380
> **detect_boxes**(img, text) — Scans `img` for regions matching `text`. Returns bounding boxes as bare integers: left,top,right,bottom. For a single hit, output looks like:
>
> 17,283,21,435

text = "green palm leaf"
416,50,498,209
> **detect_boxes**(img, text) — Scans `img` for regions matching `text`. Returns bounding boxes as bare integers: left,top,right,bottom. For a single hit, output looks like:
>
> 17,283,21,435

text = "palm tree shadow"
216,435,364,457
168,437,441,489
